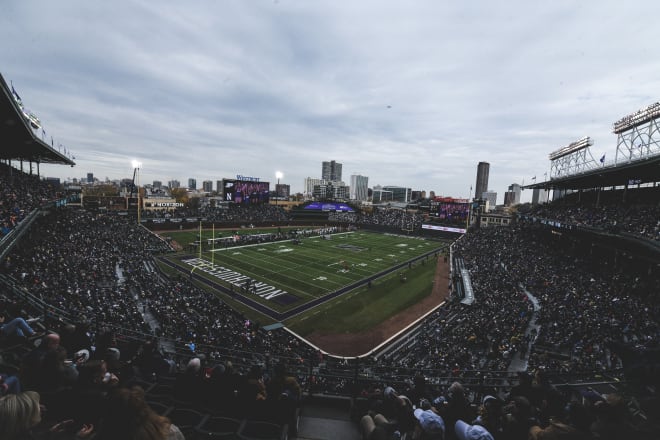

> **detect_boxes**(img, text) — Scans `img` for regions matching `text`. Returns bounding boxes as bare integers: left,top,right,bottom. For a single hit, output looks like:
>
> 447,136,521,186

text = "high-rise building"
304,177,326,199
216,180,223,193
153,180,162,189
168,180,180,189
275,183,290,199
349,175,369,201
474,162,490,200
202,180,213,192
86,173,94,184
188,178,197,190
321,160,342,182
482,190,497,211
504,183,522,206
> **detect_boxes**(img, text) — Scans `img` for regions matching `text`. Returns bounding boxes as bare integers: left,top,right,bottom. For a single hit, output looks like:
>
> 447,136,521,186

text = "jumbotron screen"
430,198,470,222
223,179,270,204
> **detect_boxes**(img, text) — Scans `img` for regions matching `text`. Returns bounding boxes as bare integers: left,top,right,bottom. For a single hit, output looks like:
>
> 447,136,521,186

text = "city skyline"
3,1,660,202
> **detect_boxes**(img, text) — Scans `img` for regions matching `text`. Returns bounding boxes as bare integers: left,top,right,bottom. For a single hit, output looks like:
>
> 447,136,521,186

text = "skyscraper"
350,174,369,201
474,162,490,200
188,178,197,190
504,183,522,206
202,180,213,192
322,160,342,182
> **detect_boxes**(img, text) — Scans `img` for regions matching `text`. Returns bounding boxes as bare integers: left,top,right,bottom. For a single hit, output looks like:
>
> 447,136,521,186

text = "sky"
2,1,660,203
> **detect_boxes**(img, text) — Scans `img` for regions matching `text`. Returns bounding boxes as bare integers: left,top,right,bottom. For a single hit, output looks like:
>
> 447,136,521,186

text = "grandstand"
1,72,660,439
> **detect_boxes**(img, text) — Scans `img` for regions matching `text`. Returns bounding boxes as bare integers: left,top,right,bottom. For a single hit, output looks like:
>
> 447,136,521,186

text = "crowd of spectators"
1,169,659,438
328,207,424,231
0,163,60,238
520,187,660,241
350,378,643,440
450,226,659,374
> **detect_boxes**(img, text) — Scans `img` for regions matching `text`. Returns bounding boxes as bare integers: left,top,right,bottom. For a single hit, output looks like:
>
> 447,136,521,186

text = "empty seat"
236,420,287,440
167,408,206,438
147,400,172,416
194,416,242,439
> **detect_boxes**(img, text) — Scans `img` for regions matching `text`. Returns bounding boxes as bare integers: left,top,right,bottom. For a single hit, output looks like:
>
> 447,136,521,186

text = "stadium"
1,65,659,440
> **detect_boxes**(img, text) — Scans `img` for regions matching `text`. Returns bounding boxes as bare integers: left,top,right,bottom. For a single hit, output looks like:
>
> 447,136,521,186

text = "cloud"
3,0,660,201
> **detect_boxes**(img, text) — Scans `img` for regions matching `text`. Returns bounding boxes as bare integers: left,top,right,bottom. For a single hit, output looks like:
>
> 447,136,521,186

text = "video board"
222,179,270,204
430,197,470,223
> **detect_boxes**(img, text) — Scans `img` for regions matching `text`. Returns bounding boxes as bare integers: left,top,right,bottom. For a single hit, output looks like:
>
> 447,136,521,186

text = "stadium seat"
194,416,242,439
147,400,172,416
166,408,207,438
236,420,288,440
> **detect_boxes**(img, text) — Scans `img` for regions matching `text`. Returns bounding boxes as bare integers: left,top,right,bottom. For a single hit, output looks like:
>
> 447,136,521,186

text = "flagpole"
212,223,215,267
199,221,202,260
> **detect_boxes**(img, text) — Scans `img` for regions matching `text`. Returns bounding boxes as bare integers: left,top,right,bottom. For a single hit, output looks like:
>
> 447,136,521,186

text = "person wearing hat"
380,386,416,436
455,419,495,440
472,395,503,439
413,407,445,439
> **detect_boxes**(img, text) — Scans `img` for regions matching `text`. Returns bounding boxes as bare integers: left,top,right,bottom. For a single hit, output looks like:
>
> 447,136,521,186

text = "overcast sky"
2,1,659,202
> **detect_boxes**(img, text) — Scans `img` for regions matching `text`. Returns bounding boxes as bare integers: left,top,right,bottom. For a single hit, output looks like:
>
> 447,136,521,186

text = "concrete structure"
313,182,349,200
532,188,550,205
275,183,290,199
479,212,513,227
504,183,522,206
475,162,490,200
482,190,497,211
168,179,180,189
304,177,326,199
349,174,369,201
188,178,197,190
322,160,342,182
202,180,213,193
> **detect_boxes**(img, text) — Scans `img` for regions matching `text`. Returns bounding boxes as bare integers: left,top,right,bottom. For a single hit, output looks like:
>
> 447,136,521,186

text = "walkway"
508,288,541,372
116,263,176,354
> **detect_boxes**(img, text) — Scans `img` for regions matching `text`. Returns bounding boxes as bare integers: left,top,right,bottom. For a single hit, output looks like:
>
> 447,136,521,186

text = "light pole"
275,171,283,205
132,160,142,224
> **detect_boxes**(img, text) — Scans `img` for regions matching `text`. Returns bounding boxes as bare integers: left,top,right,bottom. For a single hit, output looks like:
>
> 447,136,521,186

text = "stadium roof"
0,73,74,165
524,155,660,191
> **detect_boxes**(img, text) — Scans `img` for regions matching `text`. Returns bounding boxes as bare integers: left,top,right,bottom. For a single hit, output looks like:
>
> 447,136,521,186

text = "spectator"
0,314,39,339
91,386,185,440
455,419,495,440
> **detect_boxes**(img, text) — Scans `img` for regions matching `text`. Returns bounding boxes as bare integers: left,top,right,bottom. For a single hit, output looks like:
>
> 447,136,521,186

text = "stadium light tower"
131,160,142,224
275,171,283,205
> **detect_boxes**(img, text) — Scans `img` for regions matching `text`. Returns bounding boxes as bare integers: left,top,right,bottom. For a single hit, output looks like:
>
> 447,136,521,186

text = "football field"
159,228,448,319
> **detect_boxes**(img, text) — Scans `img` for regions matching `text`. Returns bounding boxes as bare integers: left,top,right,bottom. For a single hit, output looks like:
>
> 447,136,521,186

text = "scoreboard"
222,178,270,204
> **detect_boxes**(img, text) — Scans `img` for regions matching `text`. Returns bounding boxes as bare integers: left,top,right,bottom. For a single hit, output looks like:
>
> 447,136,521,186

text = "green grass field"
157,230,447,335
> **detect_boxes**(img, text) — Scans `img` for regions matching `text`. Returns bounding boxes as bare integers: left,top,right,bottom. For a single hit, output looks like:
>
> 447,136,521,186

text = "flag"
532,176,536,181
41,128,46,139
51,136,53,147
599,154,605,164
11,83,21,102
